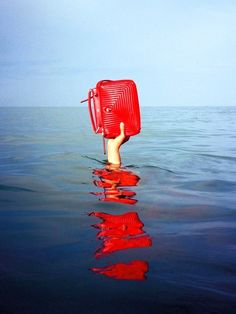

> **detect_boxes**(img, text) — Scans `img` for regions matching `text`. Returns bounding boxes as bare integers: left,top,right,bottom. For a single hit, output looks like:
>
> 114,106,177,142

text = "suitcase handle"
88,89,97,132
88,89,106,154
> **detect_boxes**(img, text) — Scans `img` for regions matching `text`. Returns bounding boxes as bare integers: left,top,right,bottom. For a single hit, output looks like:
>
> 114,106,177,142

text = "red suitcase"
81,80,141,145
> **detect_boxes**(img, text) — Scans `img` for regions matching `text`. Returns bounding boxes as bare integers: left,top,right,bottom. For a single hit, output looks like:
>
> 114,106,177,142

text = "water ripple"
178,179,236,192
0,184,35,192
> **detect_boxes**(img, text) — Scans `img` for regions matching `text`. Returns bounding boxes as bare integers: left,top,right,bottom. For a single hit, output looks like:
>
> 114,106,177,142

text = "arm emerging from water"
107,122,129,166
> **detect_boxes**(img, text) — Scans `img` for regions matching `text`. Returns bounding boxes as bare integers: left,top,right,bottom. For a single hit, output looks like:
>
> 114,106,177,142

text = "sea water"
0,106,236,313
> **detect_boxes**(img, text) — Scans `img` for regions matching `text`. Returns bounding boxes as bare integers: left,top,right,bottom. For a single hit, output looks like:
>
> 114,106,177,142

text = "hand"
107,122,130,165
109,122,130,149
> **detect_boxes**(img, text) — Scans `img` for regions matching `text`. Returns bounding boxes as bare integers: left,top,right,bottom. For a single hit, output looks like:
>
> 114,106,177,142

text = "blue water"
0,106,236,313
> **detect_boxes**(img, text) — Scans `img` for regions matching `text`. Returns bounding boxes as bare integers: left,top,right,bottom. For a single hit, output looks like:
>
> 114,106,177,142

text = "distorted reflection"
91,260,149,281
91,165,140,204
89,166,152,281
89,212,152,258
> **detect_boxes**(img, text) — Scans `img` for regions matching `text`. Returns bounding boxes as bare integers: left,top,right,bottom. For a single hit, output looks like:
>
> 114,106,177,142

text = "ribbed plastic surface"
95,79,141,138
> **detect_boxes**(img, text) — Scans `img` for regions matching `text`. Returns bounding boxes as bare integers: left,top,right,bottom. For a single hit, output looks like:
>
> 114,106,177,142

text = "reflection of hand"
92,167,140,204
107,122,130,165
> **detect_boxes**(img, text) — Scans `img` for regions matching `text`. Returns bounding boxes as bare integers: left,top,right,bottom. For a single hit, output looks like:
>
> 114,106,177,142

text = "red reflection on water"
89,212,152,258
92,167,140,204
95,235,152,258
92,260,148,281
90,167,151,281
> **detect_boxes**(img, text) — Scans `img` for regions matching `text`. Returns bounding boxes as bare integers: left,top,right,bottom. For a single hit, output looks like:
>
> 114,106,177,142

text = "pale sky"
0,0,236,106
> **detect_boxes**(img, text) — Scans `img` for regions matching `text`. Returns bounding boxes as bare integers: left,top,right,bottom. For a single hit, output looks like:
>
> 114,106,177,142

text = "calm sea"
0,106,236,313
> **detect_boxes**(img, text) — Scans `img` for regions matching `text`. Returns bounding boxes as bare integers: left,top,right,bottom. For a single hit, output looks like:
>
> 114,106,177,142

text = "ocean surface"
0,106,236,314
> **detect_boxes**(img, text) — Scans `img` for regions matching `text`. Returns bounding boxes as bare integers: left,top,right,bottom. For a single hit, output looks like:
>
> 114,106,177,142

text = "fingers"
114,122,125,143
119,122,125,138
118,122,130,144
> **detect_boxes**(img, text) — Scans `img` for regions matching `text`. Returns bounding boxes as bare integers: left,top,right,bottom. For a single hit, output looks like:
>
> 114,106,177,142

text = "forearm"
107,141,121,165
107,122,129,165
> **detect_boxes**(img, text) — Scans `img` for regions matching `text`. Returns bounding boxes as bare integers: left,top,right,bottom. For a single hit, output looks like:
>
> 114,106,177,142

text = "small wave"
198,153,236,162
125,164,140,169
145,165,175,173
81,155,106,165
178,180,236,192
0,198,13,203
0,184,35,192
107,163,175,173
